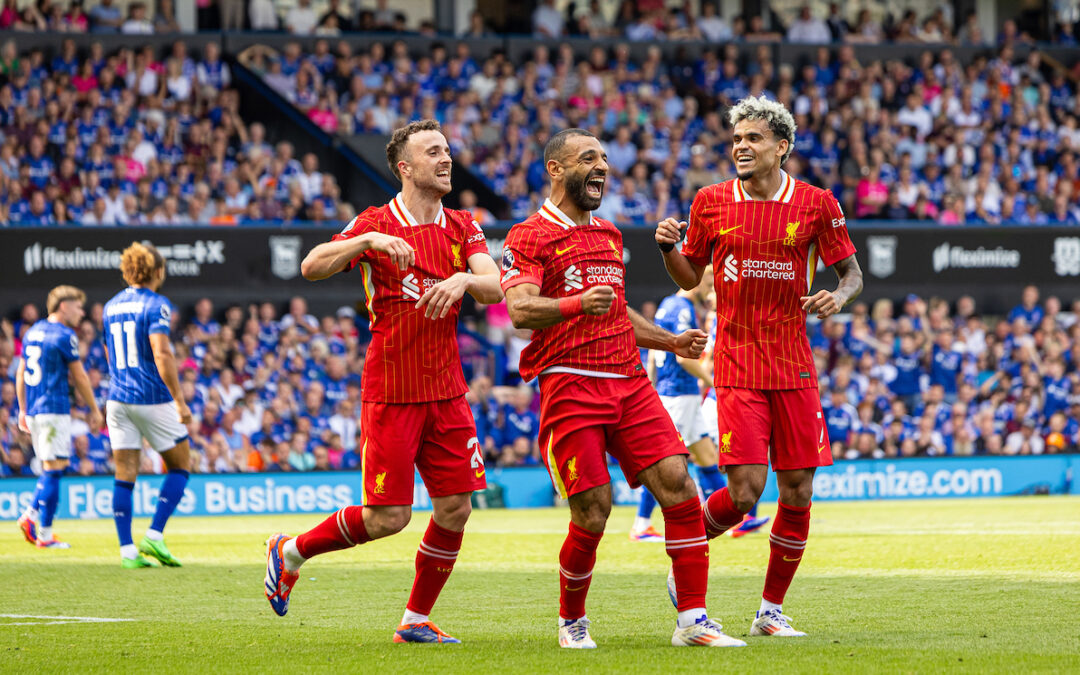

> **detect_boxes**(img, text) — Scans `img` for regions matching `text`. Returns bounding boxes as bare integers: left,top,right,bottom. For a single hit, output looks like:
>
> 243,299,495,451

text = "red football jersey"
682,172,856,390
501,200,643,382
331,193,488,403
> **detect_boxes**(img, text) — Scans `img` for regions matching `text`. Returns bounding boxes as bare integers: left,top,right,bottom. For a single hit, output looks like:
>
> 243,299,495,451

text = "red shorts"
538,373,687,498
360,395,486,506
713,387,832,471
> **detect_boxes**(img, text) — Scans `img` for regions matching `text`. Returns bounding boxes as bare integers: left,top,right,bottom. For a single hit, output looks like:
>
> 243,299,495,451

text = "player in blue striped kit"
16,285,103,549
103,242,193,569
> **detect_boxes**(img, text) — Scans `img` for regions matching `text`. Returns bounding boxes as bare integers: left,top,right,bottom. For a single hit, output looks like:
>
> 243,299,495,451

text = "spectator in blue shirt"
825,389,857,456
891,334,926,411
90,0,123,34
928,330,964,401
501,386,539,455
1007,285,1044,326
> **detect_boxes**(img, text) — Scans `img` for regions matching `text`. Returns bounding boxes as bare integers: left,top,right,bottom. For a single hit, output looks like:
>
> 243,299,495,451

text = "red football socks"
702,488,747,539
662,497,709,612
295,506,371,558
762,501,811,605
558,521,603,621
406,518,464,616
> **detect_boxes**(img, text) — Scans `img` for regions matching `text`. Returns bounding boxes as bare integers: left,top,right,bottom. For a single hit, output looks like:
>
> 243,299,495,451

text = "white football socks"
38,526,53,542
759,599,782,615
402,609,429,626
282,538,306,573
145,529,164,541
632,517,651,533
120,544,138,560
677,608,708,629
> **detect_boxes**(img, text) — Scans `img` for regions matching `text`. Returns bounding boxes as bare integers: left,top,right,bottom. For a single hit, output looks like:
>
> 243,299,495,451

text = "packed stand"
3,281,1078,479
255,29,1080,227
809,285,1080,459
533,1,1036,45
0,295,541,477
0,37,354,226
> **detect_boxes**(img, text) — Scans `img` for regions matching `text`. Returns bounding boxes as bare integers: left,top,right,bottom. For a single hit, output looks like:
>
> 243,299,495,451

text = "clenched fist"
674,329,708,359
655,218,687,250
582,285,615,315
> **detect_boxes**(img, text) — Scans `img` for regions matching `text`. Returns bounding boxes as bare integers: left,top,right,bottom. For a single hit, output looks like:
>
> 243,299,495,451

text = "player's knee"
573,500,611,532
779,482,813,508
380,507,413,535
729,484,763,514
434,497,472,530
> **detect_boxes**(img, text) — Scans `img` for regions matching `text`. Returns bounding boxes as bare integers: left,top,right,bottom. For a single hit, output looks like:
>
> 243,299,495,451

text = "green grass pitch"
2,497,1078,673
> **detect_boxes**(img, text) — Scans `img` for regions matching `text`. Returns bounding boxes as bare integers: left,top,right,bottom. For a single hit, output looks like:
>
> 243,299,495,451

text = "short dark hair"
385,119,442,182
543,128,595,166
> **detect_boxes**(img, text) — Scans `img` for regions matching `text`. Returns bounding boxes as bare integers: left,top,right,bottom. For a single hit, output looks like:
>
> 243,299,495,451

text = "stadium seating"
2,4,1080,475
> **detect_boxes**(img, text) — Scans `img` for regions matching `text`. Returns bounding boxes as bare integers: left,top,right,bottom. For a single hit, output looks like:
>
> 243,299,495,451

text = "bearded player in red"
657,96,863,638
502,128,746,649
263,120,503,644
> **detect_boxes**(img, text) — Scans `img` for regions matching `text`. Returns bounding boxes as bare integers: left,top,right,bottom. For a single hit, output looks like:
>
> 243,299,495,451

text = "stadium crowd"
247,31,1080,227
0,37,354,226
1,282,1079,478
2,14,1079,228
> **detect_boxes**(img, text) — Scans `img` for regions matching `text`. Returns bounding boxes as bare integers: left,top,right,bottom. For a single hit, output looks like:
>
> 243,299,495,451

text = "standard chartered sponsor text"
814,464,1003,498
585,264,624,285
742,258,796,280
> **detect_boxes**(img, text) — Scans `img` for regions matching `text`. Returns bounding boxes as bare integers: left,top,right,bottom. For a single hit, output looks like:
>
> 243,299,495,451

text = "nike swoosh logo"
818,446,829,454
564,584,586,592
719,226,740,236
475,469,485,479
555,245,576,255
783,555,802,562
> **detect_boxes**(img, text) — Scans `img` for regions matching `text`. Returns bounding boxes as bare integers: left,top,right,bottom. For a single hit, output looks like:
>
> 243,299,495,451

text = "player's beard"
416,169,452,199
566,169,603,211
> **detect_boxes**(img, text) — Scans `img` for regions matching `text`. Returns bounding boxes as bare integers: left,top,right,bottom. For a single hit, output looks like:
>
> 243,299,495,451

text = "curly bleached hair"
121,241,164,287
727,95,797,165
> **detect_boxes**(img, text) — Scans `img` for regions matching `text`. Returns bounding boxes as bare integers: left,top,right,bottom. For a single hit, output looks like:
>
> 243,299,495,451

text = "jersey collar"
538,198,595,229
389,192,446,228
733,170,795,203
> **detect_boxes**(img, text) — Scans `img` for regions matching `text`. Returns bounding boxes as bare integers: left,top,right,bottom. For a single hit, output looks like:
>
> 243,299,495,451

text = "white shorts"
28,413,72,462
701,396,719,446
106,401,188,453
659,394,710,447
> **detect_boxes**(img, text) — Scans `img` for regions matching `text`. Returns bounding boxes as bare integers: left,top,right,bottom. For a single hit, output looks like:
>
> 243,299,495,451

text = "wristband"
559,294,584,318
658,222,688,252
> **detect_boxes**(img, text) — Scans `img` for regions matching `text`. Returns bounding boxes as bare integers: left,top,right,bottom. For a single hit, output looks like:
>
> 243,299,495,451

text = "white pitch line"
0,614,134,626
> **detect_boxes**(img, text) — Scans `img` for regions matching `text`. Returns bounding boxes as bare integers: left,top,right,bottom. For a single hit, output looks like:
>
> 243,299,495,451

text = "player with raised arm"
656,96,863,637
631,272,727,542
263,120,503,644
15,286,103,549
502,128,744,649
104,242,193,569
